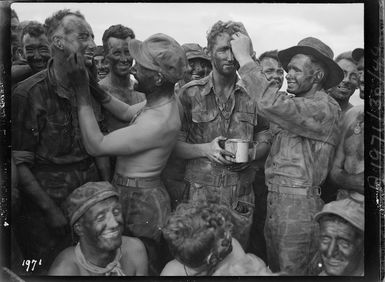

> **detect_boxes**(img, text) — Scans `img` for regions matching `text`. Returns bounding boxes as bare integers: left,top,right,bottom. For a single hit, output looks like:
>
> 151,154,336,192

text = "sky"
12,2,364,105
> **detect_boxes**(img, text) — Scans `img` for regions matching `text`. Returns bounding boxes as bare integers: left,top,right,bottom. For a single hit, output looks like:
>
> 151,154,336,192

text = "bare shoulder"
122,236,146,253
48,247,80,275
160,259,185,276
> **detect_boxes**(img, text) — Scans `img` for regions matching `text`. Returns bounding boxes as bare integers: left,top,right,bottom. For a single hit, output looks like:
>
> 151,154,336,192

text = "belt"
268,183,321,197
112,173,163,188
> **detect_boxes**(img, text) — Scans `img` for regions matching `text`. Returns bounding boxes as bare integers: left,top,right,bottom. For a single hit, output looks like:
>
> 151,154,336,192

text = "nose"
88,38,97,50
33,49,42,59
226,49,234,61
326,240,339,258
106,212,119,228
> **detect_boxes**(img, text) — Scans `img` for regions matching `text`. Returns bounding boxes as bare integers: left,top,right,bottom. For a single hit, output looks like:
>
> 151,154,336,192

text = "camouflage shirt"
238,62,341,188
12,59,104,167
178,72,271,178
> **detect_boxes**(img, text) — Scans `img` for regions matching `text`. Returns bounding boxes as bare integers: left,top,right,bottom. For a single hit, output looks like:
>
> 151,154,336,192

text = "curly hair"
44,9,85,42
206,20,246,52
162,201,233,269
102,24,135,55
20,21,46,46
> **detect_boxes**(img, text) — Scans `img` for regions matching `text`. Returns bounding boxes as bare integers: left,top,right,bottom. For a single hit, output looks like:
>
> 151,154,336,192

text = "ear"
206,252,218,266
313,70,325,84
73,222,84,237
53,36,64,50
155,72,165,86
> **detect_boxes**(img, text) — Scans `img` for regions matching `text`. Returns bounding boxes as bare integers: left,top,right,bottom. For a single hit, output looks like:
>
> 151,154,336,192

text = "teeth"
101,231,119,239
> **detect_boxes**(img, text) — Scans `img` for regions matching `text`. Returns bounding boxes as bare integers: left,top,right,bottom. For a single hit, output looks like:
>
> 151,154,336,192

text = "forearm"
174,141,208,160
17,164,58,211
329,168,364,193
76,85,105,156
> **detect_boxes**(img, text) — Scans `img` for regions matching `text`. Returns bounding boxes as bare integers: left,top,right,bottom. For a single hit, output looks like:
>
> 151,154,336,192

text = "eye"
338,239,351,249
277,69,284,75
96,213,105,221
320,236,331,244
112,207,121,216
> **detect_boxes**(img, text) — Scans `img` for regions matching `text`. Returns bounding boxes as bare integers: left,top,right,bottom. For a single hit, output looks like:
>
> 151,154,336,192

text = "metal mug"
224,139,249,163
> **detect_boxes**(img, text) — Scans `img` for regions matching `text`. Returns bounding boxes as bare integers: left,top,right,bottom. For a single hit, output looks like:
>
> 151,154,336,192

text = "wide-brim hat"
315,193,364,232
278,37,344,89
352,48,364,62
128,33,188,84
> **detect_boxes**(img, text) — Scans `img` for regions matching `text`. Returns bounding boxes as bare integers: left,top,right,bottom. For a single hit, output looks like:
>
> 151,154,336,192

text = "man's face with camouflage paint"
80,197,123,252
319,219,363,276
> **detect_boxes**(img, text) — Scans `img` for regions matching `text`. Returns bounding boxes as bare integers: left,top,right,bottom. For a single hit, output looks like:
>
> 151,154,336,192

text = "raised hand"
65,52,89,89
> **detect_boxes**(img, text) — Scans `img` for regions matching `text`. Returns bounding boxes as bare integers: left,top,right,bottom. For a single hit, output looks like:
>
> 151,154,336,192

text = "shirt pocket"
232,111,257,140
43,113,73,157
191,109,219,142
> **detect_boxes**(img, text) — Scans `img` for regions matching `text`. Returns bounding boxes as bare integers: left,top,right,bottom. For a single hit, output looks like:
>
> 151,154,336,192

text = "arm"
231,33,339,142
328,127,364,193
16,164,68,230
90,81,145,122
48,249,80,275
130,238,148,276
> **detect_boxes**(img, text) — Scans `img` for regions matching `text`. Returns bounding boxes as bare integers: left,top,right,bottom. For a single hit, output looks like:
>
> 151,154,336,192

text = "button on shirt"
12,59,104,166
238,62,341,188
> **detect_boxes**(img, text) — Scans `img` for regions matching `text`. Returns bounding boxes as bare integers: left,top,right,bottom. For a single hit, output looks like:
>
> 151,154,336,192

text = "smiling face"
93,54,109,80
261,57,284,89
286,54,316,96
184,58,212,82
105,37,133,78
328,59,359,102
79,197,123,252
319,218,363,276
22,33,51,73
210,32,239,77
59,15,96,67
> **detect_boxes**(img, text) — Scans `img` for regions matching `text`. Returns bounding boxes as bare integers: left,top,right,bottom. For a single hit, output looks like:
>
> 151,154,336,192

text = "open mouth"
100,230,120,239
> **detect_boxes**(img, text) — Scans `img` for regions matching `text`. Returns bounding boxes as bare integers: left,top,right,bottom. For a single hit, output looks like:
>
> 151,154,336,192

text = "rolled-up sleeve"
238,62,340,143
12,91,38,166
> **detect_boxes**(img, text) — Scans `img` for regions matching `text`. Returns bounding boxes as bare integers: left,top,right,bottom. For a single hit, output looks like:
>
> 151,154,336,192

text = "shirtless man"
328,48,364,199
161,201,272,276
49,182,148,276
66,33,187,274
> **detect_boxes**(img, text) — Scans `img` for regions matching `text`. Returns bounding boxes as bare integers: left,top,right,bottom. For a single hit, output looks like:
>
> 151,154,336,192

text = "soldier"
49,182,148,276
174,21,272,249
12,9,108,273
229,26,342,274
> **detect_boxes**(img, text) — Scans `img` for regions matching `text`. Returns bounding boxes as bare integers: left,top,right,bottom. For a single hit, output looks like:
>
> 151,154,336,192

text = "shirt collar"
47,58,75,101
201,71,249,98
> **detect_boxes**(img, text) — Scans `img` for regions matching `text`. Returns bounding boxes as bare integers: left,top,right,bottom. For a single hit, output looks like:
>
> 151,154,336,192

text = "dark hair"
44,9,85,42
20,21,46,46
102,24,135,55
259,50,279,62
11,9,19,20
162,201,233,269
318,214,363,238
206,20,245,52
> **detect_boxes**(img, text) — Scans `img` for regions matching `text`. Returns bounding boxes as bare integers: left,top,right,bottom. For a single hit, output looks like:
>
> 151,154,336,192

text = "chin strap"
74,243,125,276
